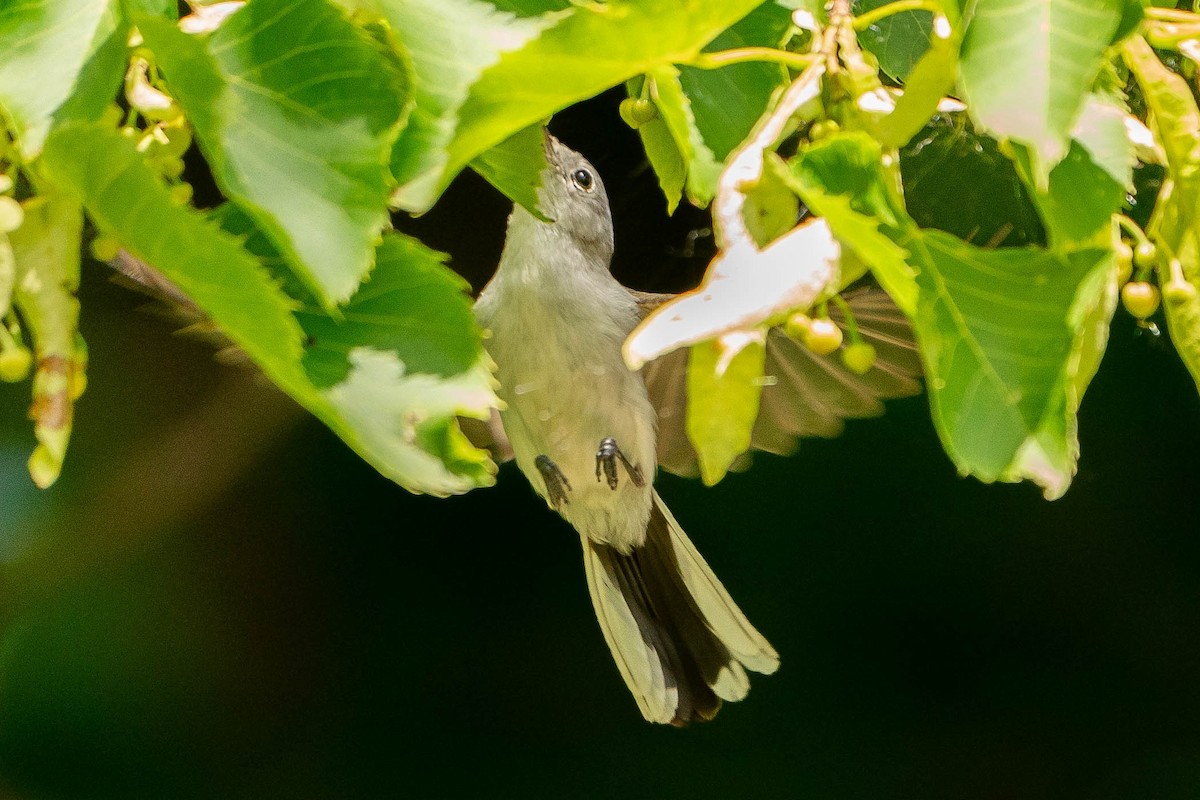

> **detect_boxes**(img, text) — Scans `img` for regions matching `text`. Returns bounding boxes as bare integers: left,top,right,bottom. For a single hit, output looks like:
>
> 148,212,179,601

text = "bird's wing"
632,286,923,478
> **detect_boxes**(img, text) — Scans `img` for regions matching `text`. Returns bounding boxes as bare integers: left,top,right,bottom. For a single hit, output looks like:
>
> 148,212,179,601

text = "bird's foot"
595,437,644,490
535,455,572,508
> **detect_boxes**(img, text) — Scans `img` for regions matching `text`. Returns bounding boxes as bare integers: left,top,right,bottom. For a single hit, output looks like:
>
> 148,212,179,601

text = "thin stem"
1145,6,1200,23
852,0,942,31
1116,214,1150,246
688,47,816,71
0,317,21,351
831,295,863,343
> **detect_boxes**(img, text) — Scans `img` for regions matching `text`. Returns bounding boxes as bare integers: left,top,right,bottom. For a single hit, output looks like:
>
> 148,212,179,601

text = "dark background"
1,93,1199,800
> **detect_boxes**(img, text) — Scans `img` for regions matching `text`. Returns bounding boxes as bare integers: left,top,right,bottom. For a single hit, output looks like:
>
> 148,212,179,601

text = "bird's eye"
571,168,595,192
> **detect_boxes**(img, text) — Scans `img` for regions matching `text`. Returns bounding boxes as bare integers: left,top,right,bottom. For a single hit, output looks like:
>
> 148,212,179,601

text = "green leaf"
376,0,555,213
958,0,1126,176
789,133,918,315
635,2,792,210
469,124,548,219
1022,140,1125,249
49,14,130,133
41,122,310,393
671,1,792,204
213,206,498,493
1001,254,1116,501
322,347,497,496
488,0,571,12
122,0,176,16
296,234,484,386
139,1,408,308
443,0,765,200
0,0,120,157
7,193,85,488
629,89,687,214
1070,92,1136,190
1112,0,1145,43
643,65,723,209
878,24,960,149
742,153,799,247
854,0,933,82
686,335,766,486
908,230,1112,497
42,121,497,496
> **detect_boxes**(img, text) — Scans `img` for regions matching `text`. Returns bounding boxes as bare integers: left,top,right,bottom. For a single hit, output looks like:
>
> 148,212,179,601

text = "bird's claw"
536,455,572,508
595,437,644,490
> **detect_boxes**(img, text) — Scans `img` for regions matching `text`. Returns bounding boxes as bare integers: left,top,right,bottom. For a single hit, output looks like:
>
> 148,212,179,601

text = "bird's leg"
595,437,645,490
535,455,572,508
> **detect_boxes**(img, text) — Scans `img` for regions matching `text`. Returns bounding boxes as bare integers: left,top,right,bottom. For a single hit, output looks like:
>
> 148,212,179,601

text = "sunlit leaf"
470,125,549,219
444,0,765,200
641,65,723,209
297,235,485,386
686,334,766,486
629,91,687,214
878,23,960,150
742,153,798,248
854,0,932,82
42,122,497,496
789,133,917,315
958,0,1126,176
323,348,497,496
140,2,408,307
907,230,1112,496
41,123,309,392
0,0,120,157
1071,93,1136,190
373,0,554,213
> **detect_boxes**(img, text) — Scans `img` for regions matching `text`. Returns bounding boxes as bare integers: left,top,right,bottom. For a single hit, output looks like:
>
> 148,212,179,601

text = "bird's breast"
479,283,656,551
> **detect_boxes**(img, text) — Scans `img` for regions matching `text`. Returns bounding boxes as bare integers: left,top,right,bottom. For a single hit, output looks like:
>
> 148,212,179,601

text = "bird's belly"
496,357,656,552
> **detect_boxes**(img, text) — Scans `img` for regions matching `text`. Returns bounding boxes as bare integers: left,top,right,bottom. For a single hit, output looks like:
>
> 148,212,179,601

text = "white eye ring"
571,168,595,192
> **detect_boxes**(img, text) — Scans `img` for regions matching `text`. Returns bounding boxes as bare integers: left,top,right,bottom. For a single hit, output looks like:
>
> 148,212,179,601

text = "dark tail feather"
582,491,779,725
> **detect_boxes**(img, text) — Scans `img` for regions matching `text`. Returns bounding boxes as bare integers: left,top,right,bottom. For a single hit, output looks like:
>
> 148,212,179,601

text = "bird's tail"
581,490,779,725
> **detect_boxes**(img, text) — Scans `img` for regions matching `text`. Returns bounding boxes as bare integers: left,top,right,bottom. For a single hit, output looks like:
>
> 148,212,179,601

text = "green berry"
0,345,32,382
0,196,24,233
90,235,121,262
158,157,186,180
784,312,811,341
1164,279,1197,305
619,97,658,129
1116,240,1134,284
1134,240,1158,270
169,183,193,206
100,104,124,128
802,318,843,355
1121,281,1161,319
809,120,840,141
841,342,877,375
0,174,13,194
160,126,193,159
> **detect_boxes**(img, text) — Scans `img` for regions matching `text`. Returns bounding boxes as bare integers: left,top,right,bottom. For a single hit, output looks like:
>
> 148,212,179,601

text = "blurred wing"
115,248,515,462
458,407,514,464
109,249,254,367
636,287,922,478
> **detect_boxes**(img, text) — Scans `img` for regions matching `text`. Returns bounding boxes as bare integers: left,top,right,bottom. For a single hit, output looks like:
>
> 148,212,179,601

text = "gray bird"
474,135,921,725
